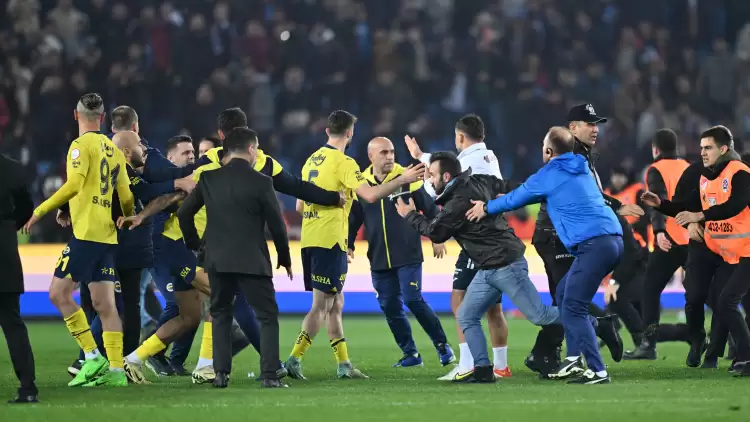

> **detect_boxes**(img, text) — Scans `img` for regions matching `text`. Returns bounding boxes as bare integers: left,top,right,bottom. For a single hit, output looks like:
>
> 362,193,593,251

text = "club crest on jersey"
722,178,729,192
71,148,81,160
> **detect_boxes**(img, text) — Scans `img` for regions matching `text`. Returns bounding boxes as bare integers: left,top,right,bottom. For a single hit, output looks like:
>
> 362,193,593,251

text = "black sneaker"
686,338,708,368
452,365,495,383
623,340,657,361
146,354,175,377
567,369,611,385
595,315,624,362
734,361,750,377
67,359,82,378
728,360,747,374
171,362,190,376
547,356,585,380
524,352,543,373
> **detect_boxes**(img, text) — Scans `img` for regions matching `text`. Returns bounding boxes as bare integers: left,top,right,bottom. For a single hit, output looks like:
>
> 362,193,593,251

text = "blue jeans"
458,257,560,367
372,264,448,356
557,235,623,372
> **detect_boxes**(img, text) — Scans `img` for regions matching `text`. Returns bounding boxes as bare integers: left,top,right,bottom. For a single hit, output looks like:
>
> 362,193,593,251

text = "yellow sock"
64,308,98,354
291,330,312,359
134,334,166,362
330,338,349,364
199,322,213,360
103,331,124,369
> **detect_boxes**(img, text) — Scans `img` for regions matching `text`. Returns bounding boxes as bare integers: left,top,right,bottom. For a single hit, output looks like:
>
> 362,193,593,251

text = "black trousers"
0,293,37,396
715,258,750,362
208,270,279,379
117,267,144,356
531,233,572,354
641,244,689,334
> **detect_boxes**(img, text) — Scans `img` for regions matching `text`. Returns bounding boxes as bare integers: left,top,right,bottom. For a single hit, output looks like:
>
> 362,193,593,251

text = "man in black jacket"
643,125,750,371
395,151,622,383
348,137,453,368
527,104,643,376
0,154,38,403
178,127,292,388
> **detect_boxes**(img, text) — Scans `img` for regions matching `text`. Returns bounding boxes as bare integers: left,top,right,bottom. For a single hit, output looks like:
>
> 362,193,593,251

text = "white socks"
566,356,579,362
493,346,508,369
458,343,474,371
85,349,101,360
195,357,213,370
126,352,142,365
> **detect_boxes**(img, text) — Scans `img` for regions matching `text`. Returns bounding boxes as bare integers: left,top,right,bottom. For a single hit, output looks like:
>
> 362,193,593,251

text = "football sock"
291,330,312,360
596,370,608,377
330,338,349,364
64,308,100,359
103,331,124,371
493,346,508,369
129,335,166,364
458,343,473,371
196,322,213,369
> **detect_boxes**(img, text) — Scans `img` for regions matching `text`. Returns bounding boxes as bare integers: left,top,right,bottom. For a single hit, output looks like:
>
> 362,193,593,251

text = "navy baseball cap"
567,104,607,124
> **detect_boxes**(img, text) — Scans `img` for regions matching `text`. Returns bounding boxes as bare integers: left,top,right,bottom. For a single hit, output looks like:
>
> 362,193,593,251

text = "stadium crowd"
2,0,750,242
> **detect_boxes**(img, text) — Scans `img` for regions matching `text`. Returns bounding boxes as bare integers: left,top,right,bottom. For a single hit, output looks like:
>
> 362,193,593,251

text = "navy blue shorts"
302,246,348,294
54,236,117,284
150,236,196,302
453,250,502,303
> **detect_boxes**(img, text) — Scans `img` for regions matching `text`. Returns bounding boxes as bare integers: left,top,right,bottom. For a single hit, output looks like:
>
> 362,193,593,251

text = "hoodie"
487,152,622,252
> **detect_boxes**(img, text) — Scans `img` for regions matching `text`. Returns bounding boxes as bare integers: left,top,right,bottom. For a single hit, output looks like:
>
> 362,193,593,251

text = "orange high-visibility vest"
605,183,648,248
700,160,750,264
646,159,690,245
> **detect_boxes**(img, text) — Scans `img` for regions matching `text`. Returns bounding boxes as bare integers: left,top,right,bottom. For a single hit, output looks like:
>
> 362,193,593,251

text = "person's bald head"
367,137,395,175
112,131,145,168
542,126,575,163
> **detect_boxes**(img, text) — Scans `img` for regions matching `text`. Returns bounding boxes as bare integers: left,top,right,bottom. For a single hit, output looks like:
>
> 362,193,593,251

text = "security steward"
628,129,690,360
348,137,453,368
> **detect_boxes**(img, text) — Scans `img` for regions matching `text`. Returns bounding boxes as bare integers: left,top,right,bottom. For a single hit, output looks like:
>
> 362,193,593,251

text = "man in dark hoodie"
643,125,750,376
395,142,623,384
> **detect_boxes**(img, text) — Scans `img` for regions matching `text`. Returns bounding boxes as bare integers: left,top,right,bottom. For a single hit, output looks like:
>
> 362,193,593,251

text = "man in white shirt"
405,114,511,380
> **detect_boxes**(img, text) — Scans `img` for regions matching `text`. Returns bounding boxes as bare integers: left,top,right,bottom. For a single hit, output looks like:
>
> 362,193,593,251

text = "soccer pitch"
0,316,747,421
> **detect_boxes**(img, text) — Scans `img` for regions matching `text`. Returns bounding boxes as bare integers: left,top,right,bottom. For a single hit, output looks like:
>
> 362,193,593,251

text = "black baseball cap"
567,103,607,124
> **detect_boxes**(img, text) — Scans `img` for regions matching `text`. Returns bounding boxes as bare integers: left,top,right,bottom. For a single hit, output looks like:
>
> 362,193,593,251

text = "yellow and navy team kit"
150,146,283,299
299,145,367,294
46,132,133,284
348,164,438,272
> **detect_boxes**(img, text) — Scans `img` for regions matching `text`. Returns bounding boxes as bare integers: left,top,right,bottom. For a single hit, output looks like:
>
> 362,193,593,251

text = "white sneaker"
191,365,216,384
438,365,461,381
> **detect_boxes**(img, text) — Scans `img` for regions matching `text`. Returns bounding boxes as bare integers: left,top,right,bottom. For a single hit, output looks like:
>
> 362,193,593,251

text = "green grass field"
1,316,748,421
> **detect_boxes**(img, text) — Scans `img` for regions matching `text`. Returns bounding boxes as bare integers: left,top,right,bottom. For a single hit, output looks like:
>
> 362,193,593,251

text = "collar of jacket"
226,157,252,168
435,169,472,206
654,151,678,161
458,142,488,159
702,149,742,179
362,164,405,185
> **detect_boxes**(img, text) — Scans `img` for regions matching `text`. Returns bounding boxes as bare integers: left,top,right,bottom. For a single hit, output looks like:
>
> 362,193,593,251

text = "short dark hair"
111,106,138,131
429,151,462,178
201,136,221,148
224,127,258,153
700,125,734,149
217,107,248,135
455,114,485,141
166,135,193,154
547,127,575,155
327,110,357,136
652,128,677,154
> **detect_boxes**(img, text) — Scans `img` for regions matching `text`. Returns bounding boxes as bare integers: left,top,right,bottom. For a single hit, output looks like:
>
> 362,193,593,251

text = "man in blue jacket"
466,127,624,384
348,137,453,368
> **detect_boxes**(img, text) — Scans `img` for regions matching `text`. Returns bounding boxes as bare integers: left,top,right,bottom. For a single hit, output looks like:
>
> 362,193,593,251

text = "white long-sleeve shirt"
420,142,502,198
